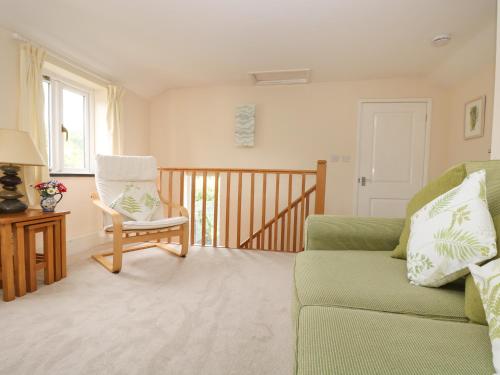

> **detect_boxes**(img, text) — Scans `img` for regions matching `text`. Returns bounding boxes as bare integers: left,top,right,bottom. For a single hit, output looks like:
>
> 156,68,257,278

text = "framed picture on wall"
464,96,486,140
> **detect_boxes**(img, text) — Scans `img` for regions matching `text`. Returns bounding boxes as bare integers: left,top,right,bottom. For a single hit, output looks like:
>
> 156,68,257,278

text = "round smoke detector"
432,34,451,47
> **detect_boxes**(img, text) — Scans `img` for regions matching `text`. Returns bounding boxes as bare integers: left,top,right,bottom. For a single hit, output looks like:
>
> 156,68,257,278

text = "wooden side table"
25,221,56,292
0,209,70,302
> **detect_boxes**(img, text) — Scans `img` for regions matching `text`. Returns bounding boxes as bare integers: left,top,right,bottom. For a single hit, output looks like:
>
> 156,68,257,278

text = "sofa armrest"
304,215,404,251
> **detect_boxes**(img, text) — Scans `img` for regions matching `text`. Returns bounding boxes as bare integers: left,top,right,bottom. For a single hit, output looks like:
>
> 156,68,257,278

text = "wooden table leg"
14,225,26,297
54,219,61,281
1,224,15,302
61,216,67,278
26,227,37,293
44,225,54,285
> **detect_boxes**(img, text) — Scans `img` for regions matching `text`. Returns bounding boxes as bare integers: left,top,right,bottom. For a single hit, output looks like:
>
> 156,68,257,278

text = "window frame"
43,71,96,175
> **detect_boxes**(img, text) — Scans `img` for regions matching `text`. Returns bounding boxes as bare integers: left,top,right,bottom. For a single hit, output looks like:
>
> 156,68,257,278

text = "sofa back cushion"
391,164,466,260
465,160,500,216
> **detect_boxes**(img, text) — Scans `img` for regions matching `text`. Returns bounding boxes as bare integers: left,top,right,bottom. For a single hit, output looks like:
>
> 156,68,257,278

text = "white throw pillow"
469,259,500,374
407,169,496,287
110,182,161,221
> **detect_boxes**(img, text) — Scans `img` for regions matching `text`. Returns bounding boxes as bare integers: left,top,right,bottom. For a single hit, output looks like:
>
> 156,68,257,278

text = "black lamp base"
0,199,27,213
0,164,27,214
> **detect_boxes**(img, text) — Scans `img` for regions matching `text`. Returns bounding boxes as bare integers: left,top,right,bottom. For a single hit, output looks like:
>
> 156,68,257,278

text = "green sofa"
293,216,493,374
293,160,500,375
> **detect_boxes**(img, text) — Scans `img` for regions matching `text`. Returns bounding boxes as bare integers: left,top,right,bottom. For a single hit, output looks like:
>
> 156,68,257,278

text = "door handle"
61,124,69,142
358,176,369,186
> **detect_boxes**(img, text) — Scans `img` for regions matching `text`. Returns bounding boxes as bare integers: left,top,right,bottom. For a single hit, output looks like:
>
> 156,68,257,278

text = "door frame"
353,98,432,215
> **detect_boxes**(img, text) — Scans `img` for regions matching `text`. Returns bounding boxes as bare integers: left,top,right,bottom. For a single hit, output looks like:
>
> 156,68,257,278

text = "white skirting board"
67,231,111,254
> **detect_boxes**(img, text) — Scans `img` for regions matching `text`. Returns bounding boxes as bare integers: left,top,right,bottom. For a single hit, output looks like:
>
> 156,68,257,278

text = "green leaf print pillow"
110,182,161,221
407,170,497,287
469,259,500,373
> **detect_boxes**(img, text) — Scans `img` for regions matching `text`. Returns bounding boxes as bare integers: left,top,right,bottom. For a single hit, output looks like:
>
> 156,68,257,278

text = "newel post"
314,160,327,214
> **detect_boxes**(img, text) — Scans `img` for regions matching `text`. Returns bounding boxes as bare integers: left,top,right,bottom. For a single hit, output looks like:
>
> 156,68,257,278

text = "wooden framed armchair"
91,155,189,273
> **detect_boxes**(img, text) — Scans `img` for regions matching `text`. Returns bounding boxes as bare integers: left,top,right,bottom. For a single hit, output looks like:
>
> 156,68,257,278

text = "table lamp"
0,129,45,213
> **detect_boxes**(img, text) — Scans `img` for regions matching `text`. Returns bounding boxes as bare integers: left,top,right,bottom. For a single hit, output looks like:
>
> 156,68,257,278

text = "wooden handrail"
239,185,316,249
157,160,327,252
159,166,317,175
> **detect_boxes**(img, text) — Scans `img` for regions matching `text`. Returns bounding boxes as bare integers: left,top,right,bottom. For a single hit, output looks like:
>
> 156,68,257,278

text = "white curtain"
18,43,49,205
107,85,124,155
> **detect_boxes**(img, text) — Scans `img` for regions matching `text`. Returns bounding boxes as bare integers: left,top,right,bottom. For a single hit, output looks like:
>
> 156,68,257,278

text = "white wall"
446,64,495,166
491,3,500,159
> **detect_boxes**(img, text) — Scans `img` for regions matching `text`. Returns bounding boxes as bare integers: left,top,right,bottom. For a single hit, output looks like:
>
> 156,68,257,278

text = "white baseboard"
67,232,111,254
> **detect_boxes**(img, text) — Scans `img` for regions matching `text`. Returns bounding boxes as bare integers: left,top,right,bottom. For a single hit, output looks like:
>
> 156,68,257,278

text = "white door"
356,101,429,218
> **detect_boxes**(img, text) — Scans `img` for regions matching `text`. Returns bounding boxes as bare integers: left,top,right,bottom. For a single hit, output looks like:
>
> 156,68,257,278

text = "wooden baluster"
159,170,163,197
180,171,185,206
237,172,242,248
314,160,327,214
268,224,272,250
306,193,310,218
280,214,285,251
249,173,255,249
168,171,173,217
273,173,280,250
201,171,207,246
261,173,267,249
299,174,306,250
178,171,184,244
190,171,196,245
213,172,219,247
293,204,298,251
286,174,292,251
225,172,231,248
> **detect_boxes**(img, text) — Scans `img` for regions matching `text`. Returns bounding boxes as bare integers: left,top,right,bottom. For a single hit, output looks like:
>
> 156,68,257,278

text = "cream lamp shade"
0,128,45,166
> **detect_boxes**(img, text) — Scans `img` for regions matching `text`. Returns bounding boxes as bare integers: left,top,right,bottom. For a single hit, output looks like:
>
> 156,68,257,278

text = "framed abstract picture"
235,104,256,147
464,96,485,140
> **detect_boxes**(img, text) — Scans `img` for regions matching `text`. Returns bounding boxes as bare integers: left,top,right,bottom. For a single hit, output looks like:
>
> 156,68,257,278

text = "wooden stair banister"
158,160,326,252
239,185,317,250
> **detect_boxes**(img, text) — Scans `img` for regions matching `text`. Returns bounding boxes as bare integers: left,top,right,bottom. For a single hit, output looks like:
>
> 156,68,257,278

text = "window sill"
50,173,95,178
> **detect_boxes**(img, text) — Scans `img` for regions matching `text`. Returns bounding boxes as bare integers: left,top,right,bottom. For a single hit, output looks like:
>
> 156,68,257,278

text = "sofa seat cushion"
295,306,493,375
294,250,467,321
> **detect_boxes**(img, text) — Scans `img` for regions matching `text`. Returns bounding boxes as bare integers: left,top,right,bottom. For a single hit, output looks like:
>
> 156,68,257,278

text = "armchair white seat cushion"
104,216,189,232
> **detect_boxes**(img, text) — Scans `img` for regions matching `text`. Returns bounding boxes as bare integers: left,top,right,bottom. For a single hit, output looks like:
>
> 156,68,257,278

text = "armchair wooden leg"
111,234,123,273
180,222,189,257
91,231,123,274
91,225,187,273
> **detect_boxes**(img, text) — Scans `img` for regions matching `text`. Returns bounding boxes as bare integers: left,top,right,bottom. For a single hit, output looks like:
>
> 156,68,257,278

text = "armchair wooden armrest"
158,193,189,218
90,192,123,229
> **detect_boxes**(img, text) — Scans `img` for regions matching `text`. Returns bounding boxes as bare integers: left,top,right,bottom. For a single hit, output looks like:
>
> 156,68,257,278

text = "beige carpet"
0,245,295,375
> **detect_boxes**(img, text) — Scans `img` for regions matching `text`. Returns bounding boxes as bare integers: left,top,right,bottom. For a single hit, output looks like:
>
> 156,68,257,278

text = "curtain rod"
12,31,113,86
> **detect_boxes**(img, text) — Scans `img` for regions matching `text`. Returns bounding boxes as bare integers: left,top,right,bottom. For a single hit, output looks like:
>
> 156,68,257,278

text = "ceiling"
0,0,496,98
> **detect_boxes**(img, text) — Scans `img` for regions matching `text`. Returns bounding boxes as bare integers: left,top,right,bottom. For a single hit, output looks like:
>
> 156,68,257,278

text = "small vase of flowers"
34,180,67,212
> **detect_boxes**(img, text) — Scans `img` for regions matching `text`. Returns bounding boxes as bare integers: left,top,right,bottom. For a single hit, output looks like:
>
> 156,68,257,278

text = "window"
43,74,95,175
